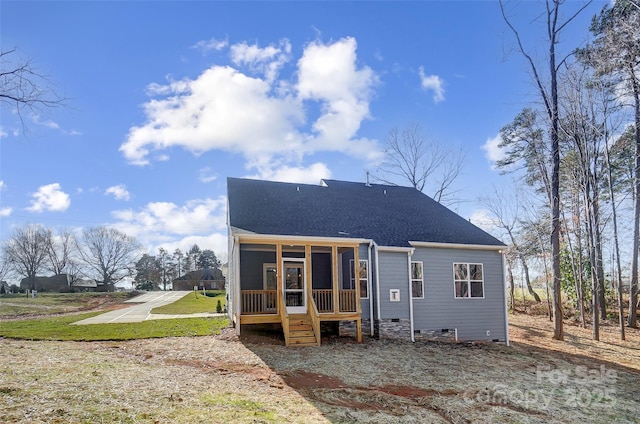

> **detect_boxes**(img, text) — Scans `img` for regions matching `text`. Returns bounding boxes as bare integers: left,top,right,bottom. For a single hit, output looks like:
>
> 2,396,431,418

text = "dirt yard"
1,313,639,423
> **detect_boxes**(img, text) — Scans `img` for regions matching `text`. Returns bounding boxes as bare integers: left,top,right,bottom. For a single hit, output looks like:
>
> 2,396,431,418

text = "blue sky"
0,1,608,256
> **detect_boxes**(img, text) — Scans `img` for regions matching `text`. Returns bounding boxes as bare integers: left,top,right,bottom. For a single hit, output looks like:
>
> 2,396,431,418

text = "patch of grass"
151,291,225,315
200,393,277,422
0,292,133,317
0,312,228,341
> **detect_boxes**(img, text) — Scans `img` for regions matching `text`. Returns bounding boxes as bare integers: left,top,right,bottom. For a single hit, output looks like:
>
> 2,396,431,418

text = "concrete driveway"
72,291,216,325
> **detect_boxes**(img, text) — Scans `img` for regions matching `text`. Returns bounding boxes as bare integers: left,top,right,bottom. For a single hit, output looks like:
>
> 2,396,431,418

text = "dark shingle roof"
174,267,224,281
227,177,505,248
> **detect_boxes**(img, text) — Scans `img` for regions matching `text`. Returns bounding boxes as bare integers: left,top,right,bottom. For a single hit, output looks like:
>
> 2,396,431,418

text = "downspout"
368,241,374,336
233,235,241,336
374,241,381,338
407,249,415,342
501,250,510,346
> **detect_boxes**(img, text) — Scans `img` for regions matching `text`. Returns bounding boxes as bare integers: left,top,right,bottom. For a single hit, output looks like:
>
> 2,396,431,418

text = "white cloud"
248,162,332,185
469,209,500,233
0,207,12,217
482,134,506,167
111,197,227,240
31,113,60,129
105,184,131,201
120,65,304,166
230,39,291,83
0,127,7,138
418,66,445,103
120,37,382,172
297,37,378,157
0,180,5,190
27,183,70,212
154,233,228,258
192,37,229,54
198,167,217,183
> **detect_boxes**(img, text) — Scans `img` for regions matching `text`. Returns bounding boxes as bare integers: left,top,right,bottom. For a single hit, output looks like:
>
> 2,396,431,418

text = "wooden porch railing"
339,289,357,312
241,289,358,315
241,290,277,315
312,289,333,313
312,289,357,313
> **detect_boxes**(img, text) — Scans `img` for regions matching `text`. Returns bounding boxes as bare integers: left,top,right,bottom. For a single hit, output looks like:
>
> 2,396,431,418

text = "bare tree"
580,0,640,327
500,0,593,340
77,226,141,292
1,224,52,291
376,123,466,205
482,186,542,303
46,228,76,275
0,49,64,131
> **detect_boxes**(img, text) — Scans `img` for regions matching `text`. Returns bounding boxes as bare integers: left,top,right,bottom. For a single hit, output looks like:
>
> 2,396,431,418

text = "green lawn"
0,292,132,317
151,290,225,315
0,312,228,341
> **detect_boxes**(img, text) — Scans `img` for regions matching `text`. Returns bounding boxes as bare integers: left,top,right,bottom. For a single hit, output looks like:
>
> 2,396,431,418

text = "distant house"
227,177,508,347
72,279,98,291
173,267,225,291
0,281,10,294
19,274,99,292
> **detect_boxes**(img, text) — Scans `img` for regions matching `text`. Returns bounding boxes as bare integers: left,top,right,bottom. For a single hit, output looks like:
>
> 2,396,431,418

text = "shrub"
216,300,222,313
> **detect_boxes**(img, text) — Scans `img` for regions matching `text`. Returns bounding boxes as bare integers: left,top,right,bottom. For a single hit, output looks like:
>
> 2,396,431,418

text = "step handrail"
307,289,321,346
280,289,290,346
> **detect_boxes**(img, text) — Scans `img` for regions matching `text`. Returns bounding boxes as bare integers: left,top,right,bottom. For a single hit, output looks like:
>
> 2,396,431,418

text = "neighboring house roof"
227,177,505,248
174,267,224,282
72,279,98,288
20,274,71,290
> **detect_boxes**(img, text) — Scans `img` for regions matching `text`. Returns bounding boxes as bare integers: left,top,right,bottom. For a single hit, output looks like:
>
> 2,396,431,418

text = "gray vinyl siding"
411,247,506,341
378,251,410,320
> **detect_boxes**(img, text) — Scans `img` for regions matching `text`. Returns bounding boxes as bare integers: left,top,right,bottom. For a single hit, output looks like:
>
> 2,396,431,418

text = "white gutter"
502,250,510,346
377,245,414,252
368,241,374,336
408,241,505,251
237,232,370,245
407,249,415,342
374,241,381,337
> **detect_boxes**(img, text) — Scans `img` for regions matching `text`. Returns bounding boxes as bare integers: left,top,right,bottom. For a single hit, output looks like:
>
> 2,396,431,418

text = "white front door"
283,260,306,314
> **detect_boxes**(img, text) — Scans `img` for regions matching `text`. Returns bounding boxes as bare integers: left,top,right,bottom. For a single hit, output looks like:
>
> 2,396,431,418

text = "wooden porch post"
277,243,283,314
354,246,361,308
332,245,339,314
305,244,312,306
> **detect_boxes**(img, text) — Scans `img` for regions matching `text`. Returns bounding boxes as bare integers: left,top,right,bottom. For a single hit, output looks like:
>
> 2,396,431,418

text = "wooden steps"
287,314,319,346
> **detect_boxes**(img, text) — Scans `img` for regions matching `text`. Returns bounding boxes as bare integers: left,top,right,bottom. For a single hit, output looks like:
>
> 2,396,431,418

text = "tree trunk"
521,257,541,303
551,49,564,340
508,261,515,312
605,129,626,340
629,69,640,328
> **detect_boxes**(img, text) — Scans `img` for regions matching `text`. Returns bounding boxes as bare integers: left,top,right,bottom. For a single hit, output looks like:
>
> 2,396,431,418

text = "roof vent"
365,171,371,187
383,189,387,195
297,186,300,192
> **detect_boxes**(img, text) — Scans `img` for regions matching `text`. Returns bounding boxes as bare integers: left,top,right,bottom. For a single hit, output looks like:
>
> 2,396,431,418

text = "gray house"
227,177,508,346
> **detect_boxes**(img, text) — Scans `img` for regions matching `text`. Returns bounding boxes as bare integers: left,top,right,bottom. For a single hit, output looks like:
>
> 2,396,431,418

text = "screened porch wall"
239,249,276,290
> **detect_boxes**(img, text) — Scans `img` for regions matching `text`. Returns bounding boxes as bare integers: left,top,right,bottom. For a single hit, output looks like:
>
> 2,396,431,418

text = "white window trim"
411,261,424,299
453,262,485,299
350,259,369,299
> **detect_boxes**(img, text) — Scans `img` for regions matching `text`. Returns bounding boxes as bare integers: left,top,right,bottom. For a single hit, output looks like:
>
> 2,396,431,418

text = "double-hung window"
454,263,484,298
411,261,424,298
